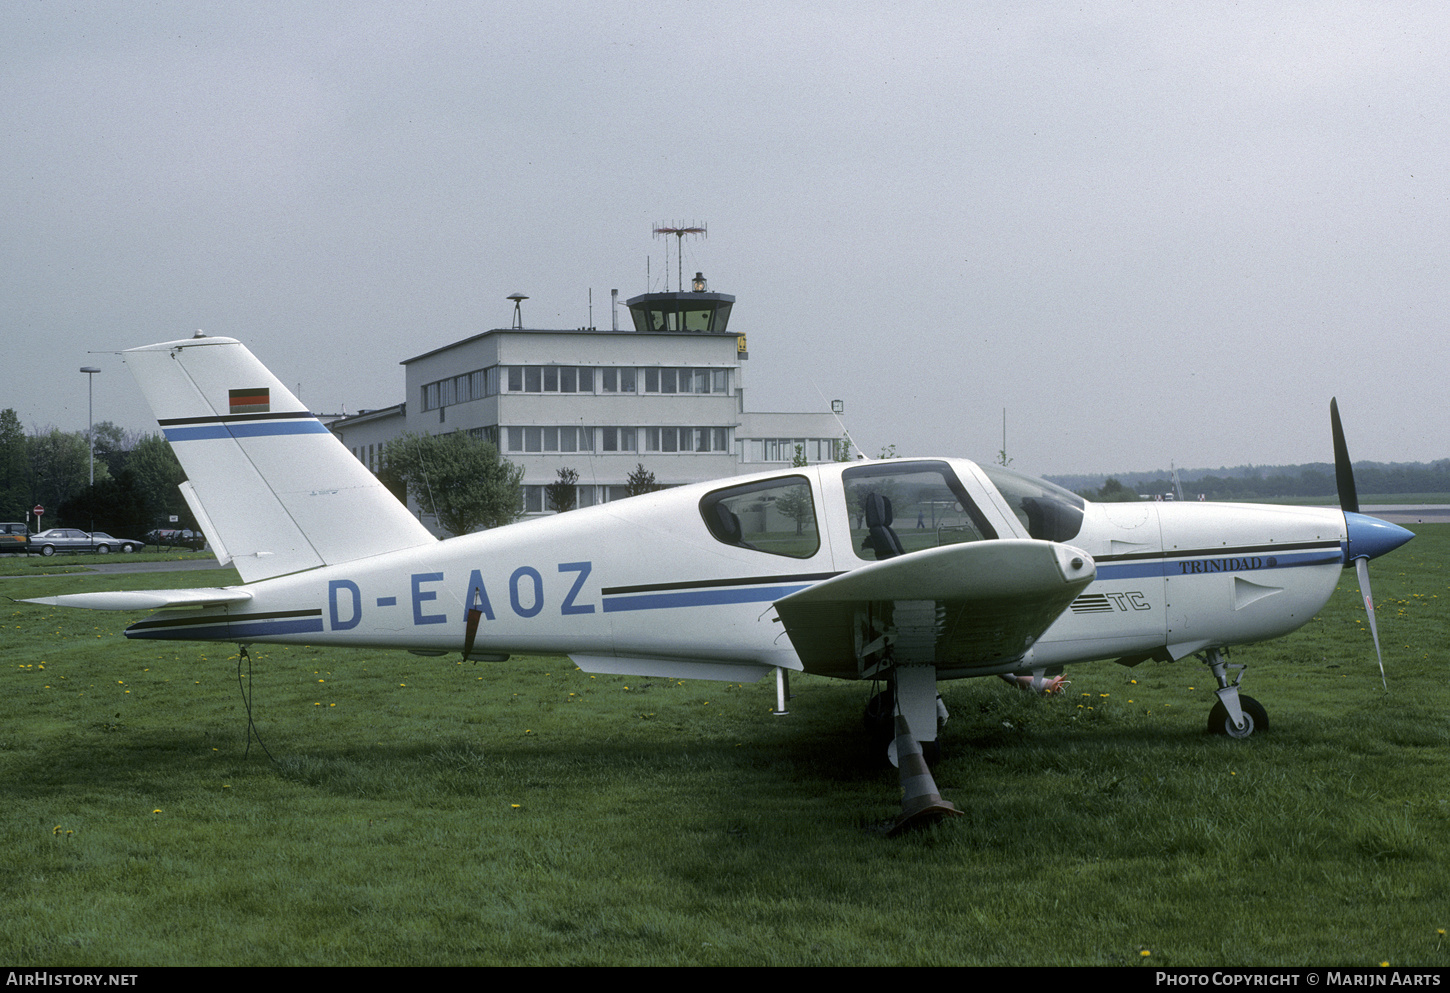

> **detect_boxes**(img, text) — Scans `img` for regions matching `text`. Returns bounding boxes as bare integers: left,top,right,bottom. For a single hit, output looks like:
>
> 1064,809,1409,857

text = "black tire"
121,544,135,553
40,545,54,557
1207,694,1268,738
97,544,110,554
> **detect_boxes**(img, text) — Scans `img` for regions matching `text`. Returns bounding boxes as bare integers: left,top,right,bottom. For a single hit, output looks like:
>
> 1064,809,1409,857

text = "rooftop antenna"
507,292,528,330
653,222,707,292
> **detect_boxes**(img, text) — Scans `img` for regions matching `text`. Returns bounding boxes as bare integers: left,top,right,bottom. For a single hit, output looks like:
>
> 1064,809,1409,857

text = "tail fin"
125,334,435,582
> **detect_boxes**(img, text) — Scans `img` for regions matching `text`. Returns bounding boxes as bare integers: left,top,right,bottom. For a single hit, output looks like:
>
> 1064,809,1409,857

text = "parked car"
89,532,147,554
143,528,206,550
0,522,29,554
29,529,146,555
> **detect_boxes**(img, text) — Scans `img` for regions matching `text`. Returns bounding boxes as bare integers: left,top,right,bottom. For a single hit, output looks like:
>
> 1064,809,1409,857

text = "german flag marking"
229,388,270,414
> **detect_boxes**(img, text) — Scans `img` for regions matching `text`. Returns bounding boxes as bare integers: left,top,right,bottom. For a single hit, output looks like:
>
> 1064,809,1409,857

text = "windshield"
978,464,1085,542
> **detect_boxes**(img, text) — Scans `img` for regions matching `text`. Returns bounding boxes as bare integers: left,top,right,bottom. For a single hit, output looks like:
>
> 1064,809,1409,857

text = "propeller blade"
1353,557,1388,693
1330,397,1359,515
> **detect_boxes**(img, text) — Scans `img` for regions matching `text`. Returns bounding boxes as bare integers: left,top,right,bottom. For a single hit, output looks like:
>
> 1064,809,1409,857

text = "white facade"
326,404,404,476
330,291,843,522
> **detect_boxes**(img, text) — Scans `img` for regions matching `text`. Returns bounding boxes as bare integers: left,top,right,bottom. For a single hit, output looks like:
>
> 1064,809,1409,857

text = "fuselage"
123,458,1385,684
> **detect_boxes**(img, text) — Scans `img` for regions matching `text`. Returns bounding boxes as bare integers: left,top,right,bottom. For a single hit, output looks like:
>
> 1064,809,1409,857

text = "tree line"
0,409,193,535
1057,460,1450,503
0,411,682,541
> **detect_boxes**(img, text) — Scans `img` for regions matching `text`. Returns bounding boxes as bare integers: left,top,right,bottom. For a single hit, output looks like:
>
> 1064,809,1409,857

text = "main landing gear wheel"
863,687,895,737
1207,694,1268,738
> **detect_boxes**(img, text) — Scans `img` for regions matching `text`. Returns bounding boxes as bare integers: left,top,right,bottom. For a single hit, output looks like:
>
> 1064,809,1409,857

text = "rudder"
125,334,435,582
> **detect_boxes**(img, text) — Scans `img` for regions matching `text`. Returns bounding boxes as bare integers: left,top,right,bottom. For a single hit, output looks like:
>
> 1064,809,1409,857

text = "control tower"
624,271,736,335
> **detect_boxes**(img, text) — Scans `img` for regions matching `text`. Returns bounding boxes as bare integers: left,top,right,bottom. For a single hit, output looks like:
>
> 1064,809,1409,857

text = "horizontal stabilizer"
774,539,1095,679
21,588,253,611
124,335,436,582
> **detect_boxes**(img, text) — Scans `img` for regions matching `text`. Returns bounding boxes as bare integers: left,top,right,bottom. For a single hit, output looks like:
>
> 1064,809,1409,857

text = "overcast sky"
4,1,1447,476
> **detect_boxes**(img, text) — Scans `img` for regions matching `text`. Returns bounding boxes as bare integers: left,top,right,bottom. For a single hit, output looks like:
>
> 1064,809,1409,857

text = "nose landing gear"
1202,647,1269,738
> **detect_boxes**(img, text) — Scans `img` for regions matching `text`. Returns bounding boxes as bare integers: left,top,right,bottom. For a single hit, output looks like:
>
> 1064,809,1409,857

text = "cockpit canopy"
695,459,1085,562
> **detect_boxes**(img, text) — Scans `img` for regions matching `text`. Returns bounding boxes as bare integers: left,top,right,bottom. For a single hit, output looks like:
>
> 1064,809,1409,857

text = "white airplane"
26,335,1414,830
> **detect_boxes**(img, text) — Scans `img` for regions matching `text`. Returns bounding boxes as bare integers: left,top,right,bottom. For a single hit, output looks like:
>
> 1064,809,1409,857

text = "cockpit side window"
699,475,820,559
978,465,1085,542
842,461,996,561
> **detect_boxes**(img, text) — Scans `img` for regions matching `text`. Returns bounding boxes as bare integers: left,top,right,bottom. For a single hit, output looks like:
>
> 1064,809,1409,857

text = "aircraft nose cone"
1344,511,1414,563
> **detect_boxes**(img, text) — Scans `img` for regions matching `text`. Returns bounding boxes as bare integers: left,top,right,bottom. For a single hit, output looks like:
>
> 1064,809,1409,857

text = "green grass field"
2,529,1447,966
0,546,217,577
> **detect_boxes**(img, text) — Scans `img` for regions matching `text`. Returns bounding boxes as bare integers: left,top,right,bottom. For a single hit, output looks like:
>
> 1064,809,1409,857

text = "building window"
421,366,499,411
505,366,595,394
504,426,595,454
740,438,837,463
643,427,730,453
642,367,729,395
600,427,637,453
601,368,637,393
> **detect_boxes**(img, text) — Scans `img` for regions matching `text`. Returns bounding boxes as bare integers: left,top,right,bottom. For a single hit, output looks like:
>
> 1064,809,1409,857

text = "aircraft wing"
20,588,253,611
774,539,1095,679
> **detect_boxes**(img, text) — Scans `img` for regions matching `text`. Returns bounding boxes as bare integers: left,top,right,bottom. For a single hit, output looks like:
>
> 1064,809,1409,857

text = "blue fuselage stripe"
603,584,812,612
126,617,326,641
1096,548,1343,581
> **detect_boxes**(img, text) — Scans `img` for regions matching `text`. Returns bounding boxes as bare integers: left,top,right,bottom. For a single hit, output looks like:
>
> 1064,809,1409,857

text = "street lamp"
80,366,101,485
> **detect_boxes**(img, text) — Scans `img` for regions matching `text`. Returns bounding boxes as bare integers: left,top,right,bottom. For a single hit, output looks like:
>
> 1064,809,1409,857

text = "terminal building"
329,274,844,523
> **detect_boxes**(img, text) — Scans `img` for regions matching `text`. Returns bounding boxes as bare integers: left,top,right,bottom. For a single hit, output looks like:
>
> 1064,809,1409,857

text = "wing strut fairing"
774,539,1095,680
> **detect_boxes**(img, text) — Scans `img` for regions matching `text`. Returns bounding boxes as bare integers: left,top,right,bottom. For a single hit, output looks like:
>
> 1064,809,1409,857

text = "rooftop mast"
653,222,707,292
